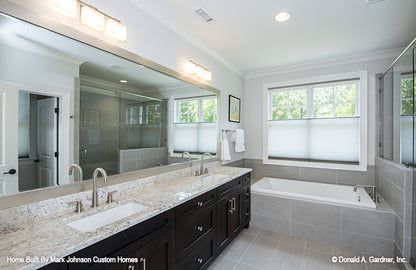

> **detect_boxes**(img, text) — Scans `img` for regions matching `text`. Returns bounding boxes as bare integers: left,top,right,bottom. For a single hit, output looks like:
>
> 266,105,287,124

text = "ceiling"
128,0,416,76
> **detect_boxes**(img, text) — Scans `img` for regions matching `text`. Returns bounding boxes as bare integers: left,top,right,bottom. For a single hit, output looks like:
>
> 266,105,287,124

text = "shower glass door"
411,46,416,266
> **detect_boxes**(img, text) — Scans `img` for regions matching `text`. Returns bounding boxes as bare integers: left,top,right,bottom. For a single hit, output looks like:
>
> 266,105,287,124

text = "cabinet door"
216,194,232,253
228,189,242,239
135,230,175,270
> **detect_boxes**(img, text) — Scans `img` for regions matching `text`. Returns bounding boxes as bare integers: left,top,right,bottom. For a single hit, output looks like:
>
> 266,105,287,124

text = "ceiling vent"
365,0,384,4
194,8,214,23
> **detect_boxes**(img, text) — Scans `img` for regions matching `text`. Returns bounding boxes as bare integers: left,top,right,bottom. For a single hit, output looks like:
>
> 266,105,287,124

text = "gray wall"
226,158,375,186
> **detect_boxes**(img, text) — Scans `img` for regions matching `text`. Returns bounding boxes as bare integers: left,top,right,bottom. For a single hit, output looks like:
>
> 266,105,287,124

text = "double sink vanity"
0,162,251,270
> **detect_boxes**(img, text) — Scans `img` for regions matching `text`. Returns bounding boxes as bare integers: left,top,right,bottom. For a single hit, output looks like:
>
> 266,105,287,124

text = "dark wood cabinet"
216,177,243,254
41,172,251,270
242,173,251,228
175,235,215,270
66,209,175,270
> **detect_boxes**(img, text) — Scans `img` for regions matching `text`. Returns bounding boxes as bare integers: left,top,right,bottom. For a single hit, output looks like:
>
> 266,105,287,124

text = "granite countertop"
0,164,251,270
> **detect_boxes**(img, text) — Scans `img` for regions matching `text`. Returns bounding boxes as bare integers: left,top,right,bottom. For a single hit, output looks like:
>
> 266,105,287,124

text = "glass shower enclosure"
379,38,416,265
79,85,167,179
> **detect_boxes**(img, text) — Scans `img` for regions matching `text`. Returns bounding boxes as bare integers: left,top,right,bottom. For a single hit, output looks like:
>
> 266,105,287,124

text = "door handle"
228,199,233,213
140,257,146,270
232,198,236,213
3,169,16,175
34,159,40,163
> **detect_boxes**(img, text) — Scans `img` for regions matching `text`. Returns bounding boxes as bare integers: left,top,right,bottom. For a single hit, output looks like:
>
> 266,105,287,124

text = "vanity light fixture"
106,19,127,42
120,80,127,83
184,60,212,81
275,12,290,22
49,0,128,41
80,4,105,31
49,0,78,19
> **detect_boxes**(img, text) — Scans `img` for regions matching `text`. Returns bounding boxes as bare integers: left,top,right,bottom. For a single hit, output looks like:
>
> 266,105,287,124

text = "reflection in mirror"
0,13,218,195
379,46,415,166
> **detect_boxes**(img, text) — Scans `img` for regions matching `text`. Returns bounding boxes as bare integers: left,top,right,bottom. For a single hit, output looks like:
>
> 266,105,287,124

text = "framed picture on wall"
228,95,241,123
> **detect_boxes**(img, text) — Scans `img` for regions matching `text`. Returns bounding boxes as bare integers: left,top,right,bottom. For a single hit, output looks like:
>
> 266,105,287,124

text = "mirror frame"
0,2,221,209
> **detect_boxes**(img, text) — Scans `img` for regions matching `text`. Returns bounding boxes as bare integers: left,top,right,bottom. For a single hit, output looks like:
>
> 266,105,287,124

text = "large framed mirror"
0,12,219,197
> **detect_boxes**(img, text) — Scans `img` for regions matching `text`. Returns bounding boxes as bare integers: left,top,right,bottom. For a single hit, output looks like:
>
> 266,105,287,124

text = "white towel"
233,129,245,153
221,139,231,161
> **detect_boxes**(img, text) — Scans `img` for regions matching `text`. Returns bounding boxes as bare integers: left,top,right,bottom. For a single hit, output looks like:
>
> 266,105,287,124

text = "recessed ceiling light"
120,80,127,83
275,12,290,22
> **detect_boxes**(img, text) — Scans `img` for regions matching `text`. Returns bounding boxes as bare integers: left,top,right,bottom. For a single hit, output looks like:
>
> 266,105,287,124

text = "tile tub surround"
375,157,413,261
251,192,396,257
0,164,251,270
225,158,375,186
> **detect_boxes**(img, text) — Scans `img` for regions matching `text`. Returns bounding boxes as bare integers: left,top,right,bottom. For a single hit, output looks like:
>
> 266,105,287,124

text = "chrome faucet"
353,185,377,202
91,168,108,208
181,151,191,162
200,153,213,175
68,164,83,182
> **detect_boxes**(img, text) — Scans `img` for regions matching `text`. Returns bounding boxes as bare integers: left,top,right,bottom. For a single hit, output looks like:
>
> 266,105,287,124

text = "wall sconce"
49,0,78,19
49,0,127,42
80,5,105,31
106,19,127,42
184,60,212,81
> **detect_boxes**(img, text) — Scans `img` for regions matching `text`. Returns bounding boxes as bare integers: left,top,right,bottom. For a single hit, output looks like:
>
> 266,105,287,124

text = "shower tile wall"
119,147,168,173
80,90,120,179
375,157,413,261
226,159,375,186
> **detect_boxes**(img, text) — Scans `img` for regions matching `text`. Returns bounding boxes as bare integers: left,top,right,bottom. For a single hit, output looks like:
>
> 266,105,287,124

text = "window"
399,74,415,164
401,75,415,116
264,71,367,170
125,103,161,125
173,96,217,154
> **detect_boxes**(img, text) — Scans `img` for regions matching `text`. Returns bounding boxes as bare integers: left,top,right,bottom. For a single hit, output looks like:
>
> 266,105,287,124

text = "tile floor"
208,227,400,270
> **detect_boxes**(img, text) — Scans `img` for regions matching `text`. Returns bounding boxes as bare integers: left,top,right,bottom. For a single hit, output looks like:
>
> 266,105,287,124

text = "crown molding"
244,48,404,80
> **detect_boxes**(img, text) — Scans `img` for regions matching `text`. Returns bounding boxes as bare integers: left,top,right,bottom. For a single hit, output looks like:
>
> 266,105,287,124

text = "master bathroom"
0,0,415,270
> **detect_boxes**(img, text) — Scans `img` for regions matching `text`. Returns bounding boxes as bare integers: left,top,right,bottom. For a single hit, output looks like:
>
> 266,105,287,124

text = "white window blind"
267,78,361,164
173,96,217,154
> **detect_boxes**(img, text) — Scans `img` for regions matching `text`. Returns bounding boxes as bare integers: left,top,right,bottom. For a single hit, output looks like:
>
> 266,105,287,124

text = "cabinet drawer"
217,178,242,200
243,173,251,187
176,189,216,222
243,185,250,203
176,207,215,261
177,237,215,270
68,209,174,270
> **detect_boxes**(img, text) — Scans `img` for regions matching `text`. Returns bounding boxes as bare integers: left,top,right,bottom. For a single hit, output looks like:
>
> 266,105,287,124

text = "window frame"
262,71,368,171
174,95,218,124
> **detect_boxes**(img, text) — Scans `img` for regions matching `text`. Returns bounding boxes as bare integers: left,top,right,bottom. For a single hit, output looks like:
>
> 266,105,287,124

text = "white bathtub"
251,177,376,208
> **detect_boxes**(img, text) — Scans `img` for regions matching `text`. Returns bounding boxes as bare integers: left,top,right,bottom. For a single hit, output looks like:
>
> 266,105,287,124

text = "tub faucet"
353,185,376,202
68,164,83,182
200,153,213,175
92,168,108,208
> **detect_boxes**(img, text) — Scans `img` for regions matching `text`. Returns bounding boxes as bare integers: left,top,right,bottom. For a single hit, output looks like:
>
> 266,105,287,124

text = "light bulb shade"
184,61,197,74
203,70,212,81
81,5,105,31
107,19,127,41
49,0,77,19
184,61,211,81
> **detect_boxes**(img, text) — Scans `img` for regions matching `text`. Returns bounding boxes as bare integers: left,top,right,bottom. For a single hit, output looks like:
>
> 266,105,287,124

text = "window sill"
263,158,367,171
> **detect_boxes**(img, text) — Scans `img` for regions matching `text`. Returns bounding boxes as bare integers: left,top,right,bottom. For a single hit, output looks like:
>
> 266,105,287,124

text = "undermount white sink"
200,173,229,182
67,202,149,232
